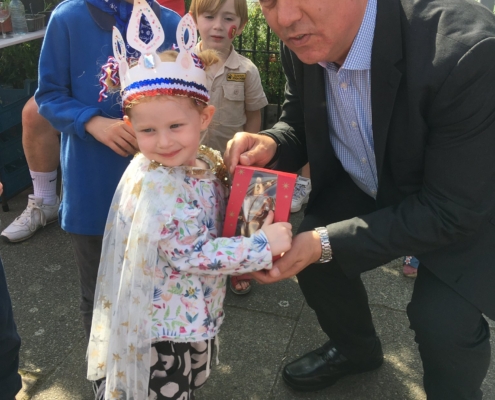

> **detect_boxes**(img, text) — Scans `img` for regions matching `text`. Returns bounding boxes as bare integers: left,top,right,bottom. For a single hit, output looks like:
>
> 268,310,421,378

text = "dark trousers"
408,266,490,400
298,168,490,398
0,257,22,400
298,253,490,400
298,172,383,364
70,234,103,341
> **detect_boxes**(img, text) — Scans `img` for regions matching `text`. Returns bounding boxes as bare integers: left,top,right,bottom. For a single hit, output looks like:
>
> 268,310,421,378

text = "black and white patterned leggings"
149,339,213,400
96,339,213,400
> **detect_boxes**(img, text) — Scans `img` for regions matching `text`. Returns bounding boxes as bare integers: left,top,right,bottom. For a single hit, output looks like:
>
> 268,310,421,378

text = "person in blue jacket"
34,0,180,340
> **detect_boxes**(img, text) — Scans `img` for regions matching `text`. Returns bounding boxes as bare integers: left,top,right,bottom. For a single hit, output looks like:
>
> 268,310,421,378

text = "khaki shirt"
197,44,268,154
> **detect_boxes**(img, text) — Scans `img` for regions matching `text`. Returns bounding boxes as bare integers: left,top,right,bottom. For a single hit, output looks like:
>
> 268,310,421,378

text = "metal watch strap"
314,227,332,264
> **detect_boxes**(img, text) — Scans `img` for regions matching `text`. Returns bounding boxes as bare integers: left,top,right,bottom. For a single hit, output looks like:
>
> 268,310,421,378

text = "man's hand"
85,116,138,157
251,230,322,284
0,182,3,196
224,131,277,174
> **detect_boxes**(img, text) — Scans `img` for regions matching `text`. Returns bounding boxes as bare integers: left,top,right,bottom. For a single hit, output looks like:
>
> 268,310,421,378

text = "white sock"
30,170,58,205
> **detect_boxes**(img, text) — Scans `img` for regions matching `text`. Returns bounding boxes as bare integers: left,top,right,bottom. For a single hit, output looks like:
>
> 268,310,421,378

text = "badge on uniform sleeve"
227,73,247,82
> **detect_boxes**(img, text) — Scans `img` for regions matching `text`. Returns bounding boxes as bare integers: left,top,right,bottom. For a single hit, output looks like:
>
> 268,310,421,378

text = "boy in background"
190,0,268,295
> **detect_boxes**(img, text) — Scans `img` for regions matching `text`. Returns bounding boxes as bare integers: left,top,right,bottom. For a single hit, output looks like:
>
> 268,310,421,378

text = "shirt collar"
318,0,376,71
222,45,241,70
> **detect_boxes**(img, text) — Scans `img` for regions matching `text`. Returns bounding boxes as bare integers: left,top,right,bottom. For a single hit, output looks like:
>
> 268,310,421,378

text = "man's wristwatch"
314,227,332,263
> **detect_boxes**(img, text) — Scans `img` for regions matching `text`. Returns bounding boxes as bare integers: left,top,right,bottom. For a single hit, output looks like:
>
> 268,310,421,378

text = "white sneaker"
1,195,60,243
291,176,311,213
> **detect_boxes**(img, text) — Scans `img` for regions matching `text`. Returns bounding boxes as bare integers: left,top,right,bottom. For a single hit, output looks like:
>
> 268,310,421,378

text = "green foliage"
0,39,42,88
43,0,54,11
234,3,285,105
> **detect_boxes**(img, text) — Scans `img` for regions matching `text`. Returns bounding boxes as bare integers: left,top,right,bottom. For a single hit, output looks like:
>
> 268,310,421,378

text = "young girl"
190,0,269,295
86,6,292,400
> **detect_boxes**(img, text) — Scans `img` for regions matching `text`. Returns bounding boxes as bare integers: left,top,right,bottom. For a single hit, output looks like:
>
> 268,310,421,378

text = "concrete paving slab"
18,371,41,400
196,306,296,400
2,224,85,373
363,259,415,311
224,278,305,319
29,337,94,400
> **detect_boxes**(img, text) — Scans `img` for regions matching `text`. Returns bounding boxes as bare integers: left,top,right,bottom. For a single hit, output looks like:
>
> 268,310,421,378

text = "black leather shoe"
282,340,383,392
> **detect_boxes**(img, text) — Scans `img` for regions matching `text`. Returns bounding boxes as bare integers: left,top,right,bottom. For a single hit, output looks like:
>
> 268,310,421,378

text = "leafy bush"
0,39,42,88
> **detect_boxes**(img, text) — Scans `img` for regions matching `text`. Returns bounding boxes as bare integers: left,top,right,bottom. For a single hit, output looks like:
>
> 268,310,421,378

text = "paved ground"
1,188,494,400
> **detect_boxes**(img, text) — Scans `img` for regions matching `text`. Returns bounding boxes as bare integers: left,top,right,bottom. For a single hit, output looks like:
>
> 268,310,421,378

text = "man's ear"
123,115,133,127
200,105,215,130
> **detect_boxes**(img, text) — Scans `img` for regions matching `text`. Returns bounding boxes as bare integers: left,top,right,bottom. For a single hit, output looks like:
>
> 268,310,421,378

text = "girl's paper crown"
113,0,209,106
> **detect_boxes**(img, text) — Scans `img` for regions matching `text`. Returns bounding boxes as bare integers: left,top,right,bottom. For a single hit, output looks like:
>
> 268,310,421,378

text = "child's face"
126,97,214,167
196,0,245,52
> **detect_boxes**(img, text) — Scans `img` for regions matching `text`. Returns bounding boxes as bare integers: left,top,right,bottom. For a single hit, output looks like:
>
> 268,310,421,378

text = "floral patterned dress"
87,148,273,399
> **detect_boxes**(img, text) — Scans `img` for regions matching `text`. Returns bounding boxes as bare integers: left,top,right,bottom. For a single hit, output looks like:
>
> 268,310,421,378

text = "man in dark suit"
224,0,495,398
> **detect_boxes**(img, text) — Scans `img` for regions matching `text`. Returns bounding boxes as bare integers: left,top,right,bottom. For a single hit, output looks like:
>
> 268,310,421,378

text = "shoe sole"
0,217,58,244
290,205,303,213
282,357,384,392
290,198,309,213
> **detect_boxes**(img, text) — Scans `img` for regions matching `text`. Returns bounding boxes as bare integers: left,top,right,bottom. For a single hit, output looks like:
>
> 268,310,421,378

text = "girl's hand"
260,210,292,257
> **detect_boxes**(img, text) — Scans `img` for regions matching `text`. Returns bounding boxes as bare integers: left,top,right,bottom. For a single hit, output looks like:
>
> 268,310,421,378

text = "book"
223,166,297,254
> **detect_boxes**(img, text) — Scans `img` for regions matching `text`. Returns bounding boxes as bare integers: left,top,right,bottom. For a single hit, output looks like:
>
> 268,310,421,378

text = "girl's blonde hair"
123,49,219,115
189,0,249,27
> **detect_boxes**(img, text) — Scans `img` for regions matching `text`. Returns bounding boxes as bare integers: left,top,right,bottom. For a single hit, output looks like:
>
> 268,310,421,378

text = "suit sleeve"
328,38,495,278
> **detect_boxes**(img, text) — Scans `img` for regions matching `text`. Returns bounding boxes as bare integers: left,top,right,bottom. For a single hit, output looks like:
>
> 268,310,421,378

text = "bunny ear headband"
112,0,209,107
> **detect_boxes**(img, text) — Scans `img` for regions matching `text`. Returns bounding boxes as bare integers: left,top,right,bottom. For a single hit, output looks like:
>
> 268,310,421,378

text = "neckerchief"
86,0,154,59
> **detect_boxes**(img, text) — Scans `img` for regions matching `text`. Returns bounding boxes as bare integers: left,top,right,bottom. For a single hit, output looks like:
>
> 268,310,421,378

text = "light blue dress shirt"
319,0,378,198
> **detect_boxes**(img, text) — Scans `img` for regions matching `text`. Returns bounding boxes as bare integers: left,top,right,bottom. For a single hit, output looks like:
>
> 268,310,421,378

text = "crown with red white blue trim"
113,0,209,106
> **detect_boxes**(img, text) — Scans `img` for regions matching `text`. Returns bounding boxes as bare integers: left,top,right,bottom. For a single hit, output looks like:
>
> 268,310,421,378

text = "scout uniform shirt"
196,44,268,154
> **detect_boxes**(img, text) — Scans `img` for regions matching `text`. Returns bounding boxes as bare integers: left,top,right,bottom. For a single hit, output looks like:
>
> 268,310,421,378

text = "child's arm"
35,8,104,141
158,211,291,276
244,109,262,133
35,10,138,156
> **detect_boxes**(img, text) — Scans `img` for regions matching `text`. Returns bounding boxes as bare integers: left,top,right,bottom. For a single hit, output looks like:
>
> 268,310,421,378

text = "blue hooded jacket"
35,0,180,235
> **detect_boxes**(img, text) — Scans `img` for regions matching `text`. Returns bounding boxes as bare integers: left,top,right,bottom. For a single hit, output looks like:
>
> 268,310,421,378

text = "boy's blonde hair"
123,49,219,115
189,0,249,28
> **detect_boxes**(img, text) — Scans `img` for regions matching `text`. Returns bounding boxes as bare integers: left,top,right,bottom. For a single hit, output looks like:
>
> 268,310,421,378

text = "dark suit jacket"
263,0,495,319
